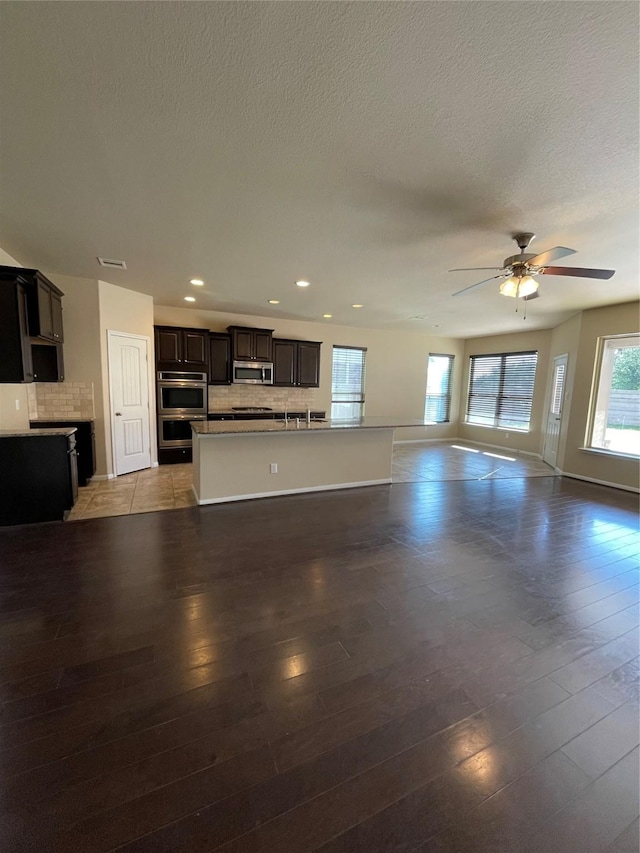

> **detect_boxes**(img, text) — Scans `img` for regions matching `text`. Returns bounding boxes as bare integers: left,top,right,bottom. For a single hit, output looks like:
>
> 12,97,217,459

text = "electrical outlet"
270,463,278,474
15,399,20,411
504,432,509,438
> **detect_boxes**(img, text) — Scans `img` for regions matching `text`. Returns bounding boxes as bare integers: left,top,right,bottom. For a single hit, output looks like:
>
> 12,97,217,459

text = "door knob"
115,412,122,416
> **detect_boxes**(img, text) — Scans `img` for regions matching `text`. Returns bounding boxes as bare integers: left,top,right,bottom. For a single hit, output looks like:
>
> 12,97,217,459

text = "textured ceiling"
0,1,638,337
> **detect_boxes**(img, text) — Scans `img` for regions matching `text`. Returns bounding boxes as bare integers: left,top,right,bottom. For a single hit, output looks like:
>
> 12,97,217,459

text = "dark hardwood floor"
0,476,638,852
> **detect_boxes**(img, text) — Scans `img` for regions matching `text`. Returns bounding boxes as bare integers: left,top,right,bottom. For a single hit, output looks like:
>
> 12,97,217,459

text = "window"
589,334,640,456
466,351,538,430
331,346,366,420
425,354,454,423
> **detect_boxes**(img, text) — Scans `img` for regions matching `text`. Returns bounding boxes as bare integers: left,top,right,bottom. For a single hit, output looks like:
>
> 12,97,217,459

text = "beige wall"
99,281,156,476
0,247,30,430
458,328,552,455
154,305,465,441
558,301,639,490
50,275,107,470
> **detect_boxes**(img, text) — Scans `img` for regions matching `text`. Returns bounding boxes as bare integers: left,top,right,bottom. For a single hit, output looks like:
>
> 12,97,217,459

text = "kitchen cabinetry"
0,266,65,383
154,326,208,370
31,278,64,343
0,282,34,383
31,420,95,486
0,431,78,525
208,333,231,384
273,339,321,387
228,326,273,362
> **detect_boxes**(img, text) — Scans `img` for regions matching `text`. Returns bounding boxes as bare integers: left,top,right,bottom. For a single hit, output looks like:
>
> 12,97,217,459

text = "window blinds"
425,354,454,423
331,346,366,419
467,351,538,430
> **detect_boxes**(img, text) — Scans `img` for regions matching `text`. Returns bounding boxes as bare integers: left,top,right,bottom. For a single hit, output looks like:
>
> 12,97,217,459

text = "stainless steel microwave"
232,361,273,385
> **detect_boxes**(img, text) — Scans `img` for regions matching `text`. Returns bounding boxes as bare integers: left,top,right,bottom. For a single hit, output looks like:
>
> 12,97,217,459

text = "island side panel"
193,428,394,504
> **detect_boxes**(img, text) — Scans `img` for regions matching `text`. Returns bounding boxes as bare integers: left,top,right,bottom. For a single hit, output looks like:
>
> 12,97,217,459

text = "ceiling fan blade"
523,291,540,301
528,246,577,266
452,275,504,297
449,267,506,272
540,266,615,280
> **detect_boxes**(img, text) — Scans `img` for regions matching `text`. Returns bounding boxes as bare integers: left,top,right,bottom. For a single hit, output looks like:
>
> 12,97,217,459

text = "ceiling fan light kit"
499,274,539,299
450,233,615,304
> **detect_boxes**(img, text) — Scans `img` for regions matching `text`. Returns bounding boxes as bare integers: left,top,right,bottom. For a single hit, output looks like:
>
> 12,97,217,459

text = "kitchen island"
191,417,427,504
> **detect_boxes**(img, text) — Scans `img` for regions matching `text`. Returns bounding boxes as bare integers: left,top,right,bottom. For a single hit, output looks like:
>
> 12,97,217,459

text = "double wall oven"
157,371,207,449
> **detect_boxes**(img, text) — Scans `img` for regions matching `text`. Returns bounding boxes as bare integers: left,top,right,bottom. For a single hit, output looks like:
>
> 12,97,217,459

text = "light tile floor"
67,464,196,520
68,442,556,521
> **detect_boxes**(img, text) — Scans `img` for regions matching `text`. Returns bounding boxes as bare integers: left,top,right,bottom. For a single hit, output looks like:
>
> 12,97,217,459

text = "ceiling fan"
450,233,615,301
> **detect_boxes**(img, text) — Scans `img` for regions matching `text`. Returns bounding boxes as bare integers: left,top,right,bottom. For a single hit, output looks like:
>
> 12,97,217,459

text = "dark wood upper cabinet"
0,267,65,382
37,280,54,340
155,328,181,363
154,326,208,370
24,271,64,343
50,292,64,342
297,341,321,387
273,338,321,387
273,340,296,385
208,333,231,384
183,330,207,366
228,326,274,362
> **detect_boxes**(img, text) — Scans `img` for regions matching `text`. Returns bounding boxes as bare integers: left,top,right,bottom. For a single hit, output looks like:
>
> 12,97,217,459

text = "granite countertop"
192,417,429,436
207,409,325,416
0,427,77,438
30,417,95,423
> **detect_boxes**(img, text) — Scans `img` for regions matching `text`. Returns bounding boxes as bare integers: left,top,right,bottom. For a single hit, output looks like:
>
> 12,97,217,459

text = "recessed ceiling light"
184,296,196,302
295,280,310,288
268,299,280,304
190,279,204,286
322,314,333,318
351,303,363,308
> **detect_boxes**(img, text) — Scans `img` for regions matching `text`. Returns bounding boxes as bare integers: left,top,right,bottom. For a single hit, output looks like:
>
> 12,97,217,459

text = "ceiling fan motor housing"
503,253,537,270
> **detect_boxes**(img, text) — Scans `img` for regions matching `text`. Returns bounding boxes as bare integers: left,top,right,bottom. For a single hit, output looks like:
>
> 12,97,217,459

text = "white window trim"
585,333,640,459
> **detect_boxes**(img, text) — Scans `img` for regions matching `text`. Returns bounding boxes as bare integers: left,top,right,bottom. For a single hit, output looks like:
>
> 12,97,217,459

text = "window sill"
579,447,640,461
464,422,530,434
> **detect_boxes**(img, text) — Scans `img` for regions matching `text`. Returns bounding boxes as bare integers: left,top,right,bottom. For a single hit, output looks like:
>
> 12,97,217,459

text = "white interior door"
108,332,151,475
543,354,568,468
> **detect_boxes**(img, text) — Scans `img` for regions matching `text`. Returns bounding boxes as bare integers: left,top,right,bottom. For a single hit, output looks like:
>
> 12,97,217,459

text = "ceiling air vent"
97,257,127,270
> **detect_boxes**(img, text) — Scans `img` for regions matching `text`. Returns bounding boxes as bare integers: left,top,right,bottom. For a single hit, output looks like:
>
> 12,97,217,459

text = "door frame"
107,330,154,477
543,352,569,469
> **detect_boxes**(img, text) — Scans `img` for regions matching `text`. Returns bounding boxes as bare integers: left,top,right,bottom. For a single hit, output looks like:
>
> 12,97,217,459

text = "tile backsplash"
28,381,95,420
208,385,319,411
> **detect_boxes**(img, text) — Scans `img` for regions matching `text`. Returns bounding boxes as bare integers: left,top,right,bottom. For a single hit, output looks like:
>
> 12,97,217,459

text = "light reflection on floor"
392,442,555,484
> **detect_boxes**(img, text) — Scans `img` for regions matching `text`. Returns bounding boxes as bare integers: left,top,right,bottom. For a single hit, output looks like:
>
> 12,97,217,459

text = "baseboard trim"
556,470,640,494
91,473,116,481
193,478,393,505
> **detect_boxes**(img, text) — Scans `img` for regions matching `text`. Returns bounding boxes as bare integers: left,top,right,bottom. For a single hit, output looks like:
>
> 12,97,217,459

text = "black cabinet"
154,326,208,370
0,432,77,525
27,273,64,343
0,266,65,383
208,333,231,384
228,326,273,362
32,342,64,383
273,339,321,387
31,420,95,486
0,282,34,383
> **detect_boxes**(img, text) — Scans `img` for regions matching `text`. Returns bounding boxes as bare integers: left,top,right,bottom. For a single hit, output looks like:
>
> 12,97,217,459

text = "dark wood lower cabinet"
158,447,193,465
31,420,95,486
0,432,77,525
